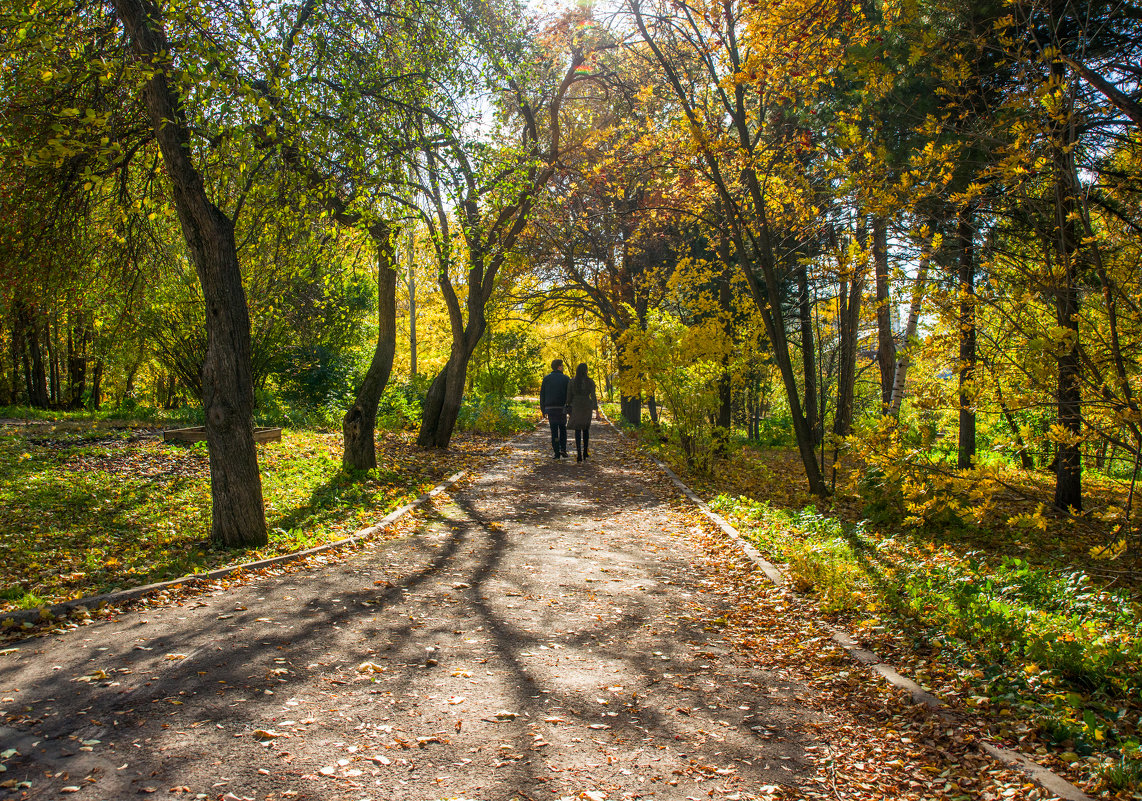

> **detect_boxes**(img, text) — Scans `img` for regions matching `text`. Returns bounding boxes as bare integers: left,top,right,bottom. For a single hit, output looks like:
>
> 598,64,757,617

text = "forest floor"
0,423,1056,801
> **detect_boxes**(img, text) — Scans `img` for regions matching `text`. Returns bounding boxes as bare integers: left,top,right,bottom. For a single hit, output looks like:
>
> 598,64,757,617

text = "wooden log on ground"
163,426,282,444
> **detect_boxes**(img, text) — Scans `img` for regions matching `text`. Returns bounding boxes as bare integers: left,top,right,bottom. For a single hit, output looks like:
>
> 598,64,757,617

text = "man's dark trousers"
548,408,568,457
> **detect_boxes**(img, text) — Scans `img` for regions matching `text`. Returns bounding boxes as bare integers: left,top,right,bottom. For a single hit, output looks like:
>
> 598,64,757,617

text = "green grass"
708,492,1142,789
0,415,513,613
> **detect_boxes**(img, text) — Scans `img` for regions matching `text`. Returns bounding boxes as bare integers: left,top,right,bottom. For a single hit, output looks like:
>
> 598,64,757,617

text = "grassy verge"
0,404,536,614
632,430,1142,798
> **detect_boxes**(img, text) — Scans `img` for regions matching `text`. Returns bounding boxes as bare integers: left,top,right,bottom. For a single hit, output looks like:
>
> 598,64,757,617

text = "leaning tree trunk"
417,344,476,448
116,0,266,547
888,229,932,417
342,228,398,471
957,206,977,471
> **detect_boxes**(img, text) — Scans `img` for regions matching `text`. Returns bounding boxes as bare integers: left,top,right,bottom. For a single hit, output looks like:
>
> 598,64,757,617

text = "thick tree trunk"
116,0,266,547
418,345,474,448
957,206,977,471
620,393,642,427
342,229,398,471
647,394,659,424
717,375,731,431
26,312,48,409
872,216,895,410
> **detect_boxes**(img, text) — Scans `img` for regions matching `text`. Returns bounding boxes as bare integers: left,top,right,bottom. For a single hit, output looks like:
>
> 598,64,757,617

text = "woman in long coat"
566,362,599,462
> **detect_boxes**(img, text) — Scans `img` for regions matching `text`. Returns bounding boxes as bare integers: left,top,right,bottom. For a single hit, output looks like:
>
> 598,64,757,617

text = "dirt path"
0,423,1048,801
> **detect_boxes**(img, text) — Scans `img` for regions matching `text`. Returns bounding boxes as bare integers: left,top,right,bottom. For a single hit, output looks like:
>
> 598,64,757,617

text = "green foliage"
456,393,535,436
620,309,731,472
710,493,1142,749
377,377,430,431
470,327,543,397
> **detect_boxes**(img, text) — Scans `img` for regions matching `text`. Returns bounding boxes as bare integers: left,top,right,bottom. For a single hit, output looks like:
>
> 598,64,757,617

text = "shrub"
456,392,533,435
377,377,430,430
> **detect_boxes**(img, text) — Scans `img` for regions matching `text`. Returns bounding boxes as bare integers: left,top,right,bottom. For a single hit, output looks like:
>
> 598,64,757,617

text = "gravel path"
0,423,823,801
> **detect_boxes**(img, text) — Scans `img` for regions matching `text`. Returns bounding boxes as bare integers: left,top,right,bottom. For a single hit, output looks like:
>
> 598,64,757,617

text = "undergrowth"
710,493,1142,794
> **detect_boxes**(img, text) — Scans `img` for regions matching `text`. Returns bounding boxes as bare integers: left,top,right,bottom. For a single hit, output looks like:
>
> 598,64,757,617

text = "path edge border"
603,414,1092,801
2,429,533,630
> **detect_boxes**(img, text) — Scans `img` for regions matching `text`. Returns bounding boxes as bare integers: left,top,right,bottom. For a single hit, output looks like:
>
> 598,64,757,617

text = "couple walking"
539,359,600,461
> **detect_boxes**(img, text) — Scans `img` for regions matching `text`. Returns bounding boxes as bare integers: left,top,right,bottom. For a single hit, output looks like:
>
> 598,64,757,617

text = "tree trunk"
872,216,896,410
957,206,977,471
647,394,659,424
717,374,731,431
834,271,862,438
46,317,60,407
407,227,417,378
0,319,11,406
1052,69,1083,511
888,230,933,417
620,393,642,427
26,311,48,409
796,261,818,444
116,0,266,547
342,228,398,471
418,344,474,448
67,314,88,409
90,357,104,410
121,345,144,405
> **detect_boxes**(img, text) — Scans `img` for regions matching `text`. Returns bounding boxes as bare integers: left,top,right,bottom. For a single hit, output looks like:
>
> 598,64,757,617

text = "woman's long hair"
572,362,591,394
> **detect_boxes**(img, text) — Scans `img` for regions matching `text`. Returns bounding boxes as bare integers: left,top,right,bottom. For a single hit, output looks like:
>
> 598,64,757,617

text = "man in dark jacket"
539,359,571,459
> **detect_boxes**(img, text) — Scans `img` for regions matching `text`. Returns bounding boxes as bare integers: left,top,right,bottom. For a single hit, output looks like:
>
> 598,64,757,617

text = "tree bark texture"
872,216,896,410
90,357,104,410
115,0,266,547
957,206,977,471
796,261,818,444
418,345,475,448
834,271,862,438
25,309,48,409
46,318,59,406
342,229,398,471
407,227,417,378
